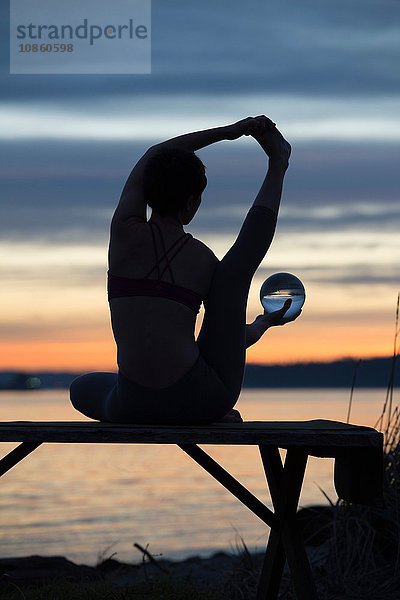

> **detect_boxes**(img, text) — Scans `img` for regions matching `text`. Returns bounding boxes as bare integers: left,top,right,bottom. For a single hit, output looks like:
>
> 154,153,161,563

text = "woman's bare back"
108,217,219,388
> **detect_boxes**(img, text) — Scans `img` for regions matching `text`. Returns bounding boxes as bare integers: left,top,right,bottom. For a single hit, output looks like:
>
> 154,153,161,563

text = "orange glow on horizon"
0,316,394,372
0,340,116,372
247,318,395,364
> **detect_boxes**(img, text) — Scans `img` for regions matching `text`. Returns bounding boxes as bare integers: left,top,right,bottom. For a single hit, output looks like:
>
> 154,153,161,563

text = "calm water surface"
0,388,392,565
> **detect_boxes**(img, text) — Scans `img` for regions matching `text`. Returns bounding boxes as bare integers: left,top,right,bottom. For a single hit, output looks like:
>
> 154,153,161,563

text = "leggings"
70,205,277,425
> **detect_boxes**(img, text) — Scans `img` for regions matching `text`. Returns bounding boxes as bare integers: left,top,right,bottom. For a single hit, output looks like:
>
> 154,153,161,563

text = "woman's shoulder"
183,237,218,295
189,236,219,266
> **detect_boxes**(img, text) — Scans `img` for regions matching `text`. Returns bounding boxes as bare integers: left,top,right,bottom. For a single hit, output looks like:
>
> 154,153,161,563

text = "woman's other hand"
245,299,302,348
251,119,292,168
258,298,302,328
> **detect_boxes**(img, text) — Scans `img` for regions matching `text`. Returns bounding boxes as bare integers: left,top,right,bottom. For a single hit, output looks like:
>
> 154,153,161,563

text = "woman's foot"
216,408,243,423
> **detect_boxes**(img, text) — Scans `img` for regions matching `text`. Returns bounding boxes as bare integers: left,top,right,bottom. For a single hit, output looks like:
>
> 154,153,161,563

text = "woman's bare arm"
111,117,265,227
111,145,159,227
152,117,261,152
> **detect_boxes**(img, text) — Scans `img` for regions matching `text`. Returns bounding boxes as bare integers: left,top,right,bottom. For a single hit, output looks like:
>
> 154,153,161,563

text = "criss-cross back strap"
148,222,161,280
157,235,192,281
144,222,191,284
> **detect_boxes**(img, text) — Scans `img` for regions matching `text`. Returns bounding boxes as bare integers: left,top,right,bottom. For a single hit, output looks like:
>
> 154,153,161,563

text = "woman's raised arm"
111,116,273,227
153,117,267,152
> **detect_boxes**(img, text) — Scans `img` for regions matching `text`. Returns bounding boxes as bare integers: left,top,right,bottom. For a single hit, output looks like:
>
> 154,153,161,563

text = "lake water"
0,388,392,566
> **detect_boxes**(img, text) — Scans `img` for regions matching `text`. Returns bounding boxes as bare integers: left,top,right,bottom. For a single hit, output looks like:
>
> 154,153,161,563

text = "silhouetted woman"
70,115,299,424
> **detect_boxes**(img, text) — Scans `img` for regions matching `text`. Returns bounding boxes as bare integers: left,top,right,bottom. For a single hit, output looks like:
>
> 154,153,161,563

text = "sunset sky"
1,0,399,371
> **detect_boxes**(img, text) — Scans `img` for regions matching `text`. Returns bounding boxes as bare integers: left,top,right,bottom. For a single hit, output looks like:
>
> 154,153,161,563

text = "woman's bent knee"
69,372,117,417
70,373,96,407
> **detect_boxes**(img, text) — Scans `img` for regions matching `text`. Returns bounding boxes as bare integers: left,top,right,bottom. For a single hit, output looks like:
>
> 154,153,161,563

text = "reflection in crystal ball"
260,272,306,319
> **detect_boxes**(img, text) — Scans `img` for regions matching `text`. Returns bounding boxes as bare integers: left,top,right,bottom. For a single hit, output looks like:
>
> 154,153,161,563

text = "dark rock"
0,555,96,586
0,551,248,590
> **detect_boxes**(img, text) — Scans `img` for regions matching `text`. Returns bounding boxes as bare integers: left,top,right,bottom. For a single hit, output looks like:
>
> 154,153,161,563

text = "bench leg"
256,527,286,600
0,442,42,477
258,446,319,600
178,443,276,528
179,443,318,600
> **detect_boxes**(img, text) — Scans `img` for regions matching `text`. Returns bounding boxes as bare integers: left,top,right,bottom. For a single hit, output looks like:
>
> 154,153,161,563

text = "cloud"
1,0,398,366
1,95,400,142
1,139,399,245
1,0,399,100
255,264,399,286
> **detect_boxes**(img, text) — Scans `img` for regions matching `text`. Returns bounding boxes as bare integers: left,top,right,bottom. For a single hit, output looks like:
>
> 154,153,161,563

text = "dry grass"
0,577,217,600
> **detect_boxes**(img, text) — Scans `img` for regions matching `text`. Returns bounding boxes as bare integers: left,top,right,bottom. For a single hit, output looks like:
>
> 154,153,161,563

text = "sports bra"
108,221,203,314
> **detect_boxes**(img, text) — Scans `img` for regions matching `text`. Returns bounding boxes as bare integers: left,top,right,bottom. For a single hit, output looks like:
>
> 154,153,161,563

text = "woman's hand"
226,115,291,168
245,299,302,348
225,115,276,140
262,299,301,324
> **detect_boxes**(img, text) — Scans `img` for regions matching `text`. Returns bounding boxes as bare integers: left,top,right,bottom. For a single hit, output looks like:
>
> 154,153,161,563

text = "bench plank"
0,420,382,451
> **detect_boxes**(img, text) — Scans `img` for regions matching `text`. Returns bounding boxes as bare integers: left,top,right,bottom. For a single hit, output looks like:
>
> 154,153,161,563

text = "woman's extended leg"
70,372,117,421
197,129,289,401
197,205,277,399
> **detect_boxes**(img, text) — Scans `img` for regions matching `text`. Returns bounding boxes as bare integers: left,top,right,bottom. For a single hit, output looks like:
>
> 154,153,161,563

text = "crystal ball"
260,272,305,319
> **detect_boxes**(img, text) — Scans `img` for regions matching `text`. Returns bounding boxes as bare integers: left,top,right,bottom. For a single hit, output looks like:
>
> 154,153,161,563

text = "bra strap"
144,223,189,283
148,222,161,279
158,234,192,280
151,221,175,283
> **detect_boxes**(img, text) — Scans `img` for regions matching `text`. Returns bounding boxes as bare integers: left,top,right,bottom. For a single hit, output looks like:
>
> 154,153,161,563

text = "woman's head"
143,146,207,218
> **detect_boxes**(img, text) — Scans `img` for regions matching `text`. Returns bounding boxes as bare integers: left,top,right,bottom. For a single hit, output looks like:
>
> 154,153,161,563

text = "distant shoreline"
0,356,398,390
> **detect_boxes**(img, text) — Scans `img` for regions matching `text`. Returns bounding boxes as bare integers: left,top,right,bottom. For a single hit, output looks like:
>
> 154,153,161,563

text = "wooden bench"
0,420,383,600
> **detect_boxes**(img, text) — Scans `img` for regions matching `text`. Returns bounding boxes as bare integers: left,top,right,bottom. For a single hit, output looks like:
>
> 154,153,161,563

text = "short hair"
143,146,207,215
